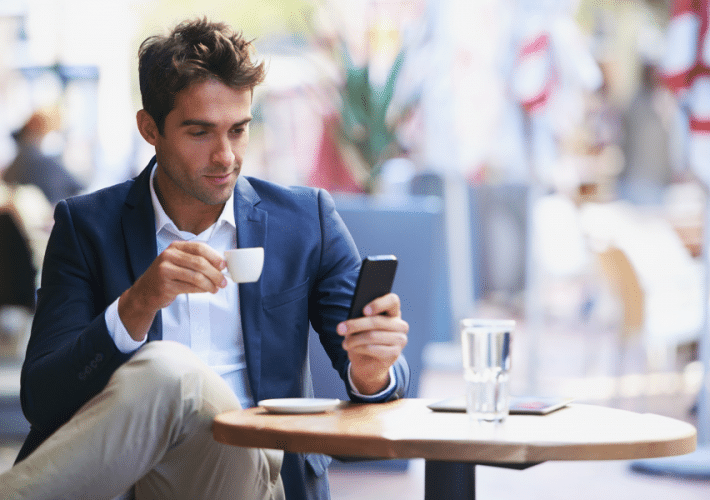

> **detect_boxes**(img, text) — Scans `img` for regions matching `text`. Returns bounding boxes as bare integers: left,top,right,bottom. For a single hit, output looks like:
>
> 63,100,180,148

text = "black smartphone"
347,255,398,319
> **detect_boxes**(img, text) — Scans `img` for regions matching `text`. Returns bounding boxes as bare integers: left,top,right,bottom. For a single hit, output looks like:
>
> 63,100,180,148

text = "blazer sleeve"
308,189,410,402
20,200,131,435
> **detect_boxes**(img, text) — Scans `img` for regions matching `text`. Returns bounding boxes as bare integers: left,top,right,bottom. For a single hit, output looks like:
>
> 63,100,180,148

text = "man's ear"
137,109,159,146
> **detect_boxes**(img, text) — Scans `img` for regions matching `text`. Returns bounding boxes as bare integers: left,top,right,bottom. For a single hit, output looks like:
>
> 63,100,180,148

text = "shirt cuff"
105,298,146,353
347,363,396,400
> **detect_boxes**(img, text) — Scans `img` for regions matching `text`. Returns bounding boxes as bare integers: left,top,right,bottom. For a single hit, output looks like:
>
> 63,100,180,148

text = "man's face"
150,79,252,210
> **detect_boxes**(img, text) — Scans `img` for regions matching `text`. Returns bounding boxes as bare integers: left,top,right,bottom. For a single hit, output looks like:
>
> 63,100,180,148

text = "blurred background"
2,0,710,498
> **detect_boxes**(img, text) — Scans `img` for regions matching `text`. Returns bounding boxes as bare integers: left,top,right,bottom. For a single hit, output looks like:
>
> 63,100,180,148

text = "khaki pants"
0,341,284,500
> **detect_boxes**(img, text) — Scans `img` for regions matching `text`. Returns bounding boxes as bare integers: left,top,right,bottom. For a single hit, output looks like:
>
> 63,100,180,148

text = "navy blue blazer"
17,158,410,500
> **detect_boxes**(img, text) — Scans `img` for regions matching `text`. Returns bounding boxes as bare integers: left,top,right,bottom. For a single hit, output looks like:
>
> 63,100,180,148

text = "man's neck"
152,174,224,235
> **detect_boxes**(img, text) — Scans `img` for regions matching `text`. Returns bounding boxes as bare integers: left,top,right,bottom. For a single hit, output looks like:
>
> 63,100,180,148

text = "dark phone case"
347,256,398,319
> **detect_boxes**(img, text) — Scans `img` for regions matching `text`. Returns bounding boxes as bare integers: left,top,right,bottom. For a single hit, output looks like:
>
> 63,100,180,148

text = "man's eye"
190,130,207,137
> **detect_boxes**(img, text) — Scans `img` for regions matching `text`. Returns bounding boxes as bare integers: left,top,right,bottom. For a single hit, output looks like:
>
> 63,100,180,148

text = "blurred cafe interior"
2,0,710,498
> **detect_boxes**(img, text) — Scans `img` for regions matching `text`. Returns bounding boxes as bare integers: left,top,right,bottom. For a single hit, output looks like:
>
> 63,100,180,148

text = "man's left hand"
336,293,409,395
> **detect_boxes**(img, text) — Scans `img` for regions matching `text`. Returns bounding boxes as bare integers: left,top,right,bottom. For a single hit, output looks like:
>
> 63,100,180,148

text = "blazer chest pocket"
262,279,309,311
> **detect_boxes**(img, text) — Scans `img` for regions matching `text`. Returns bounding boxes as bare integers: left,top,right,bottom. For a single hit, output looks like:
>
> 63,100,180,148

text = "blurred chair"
596,246,644,374
595,243,702,391
596,246,644,338
583,201,704,400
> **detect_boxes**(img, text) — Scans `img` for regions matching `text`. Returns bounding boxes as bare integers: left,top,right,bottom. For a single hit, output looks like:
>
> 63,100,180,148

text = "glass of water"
460,319,514,423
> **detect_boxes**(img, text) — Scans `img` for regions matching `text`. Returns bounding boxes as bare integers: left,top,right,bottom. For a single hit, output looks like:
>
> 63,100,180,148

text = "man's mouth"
205,172,234,185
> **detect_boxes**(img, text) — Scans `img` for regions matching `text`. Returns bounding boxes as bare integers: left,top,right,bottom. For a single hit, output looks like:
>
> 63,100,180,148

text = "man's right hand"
118,241,228,341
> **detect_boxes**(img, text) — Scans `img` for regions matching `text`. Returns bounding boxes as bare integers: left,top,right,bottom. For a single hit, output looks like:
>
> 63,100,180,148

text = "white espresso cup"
224,247,264,283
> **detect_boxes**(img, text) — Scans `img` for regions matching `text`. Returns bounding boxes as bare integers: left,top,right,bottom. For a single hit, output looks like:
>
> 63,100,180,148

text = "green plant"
337,44,409,192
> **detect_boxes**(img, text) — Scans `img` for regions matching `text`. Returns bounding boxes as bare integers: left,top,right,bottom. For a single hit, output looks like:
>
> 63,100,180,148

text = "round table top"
213,398,697,464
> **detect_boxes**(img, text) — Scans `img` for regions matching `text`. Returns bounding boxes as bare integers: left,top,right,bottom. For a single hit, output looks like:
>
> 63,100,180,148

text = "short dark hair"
138,18,266,134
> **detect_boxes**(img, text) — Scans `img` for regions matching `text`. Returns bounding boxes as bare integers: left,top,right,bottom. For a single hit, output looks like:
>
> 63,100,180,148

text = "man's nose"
212,136,236,166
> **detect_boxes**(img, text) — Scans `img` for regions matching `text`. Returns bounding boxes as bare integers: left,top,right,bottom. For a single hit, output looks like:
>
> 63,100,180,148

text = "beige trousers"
0,341,284,500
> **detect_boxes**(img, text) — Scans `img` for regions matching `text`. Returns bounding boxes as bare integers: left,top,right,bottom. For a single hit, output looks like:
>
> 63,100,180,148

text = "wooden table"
213,398,697,499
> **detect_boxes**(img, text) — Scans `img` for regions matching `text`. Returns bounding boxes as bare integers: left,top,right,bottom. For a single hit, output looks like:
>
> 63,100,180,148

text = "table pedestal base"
425,461,476,500
424,461,542,500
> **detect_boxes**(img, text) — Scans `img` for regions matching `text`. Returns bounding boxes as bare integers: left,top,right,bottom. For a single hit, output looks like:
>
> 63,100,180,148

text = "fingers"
156,258,224,294
340,330,408,362
160,241,227,293
357,292,401,318
135,241,228,312
337,293,405,336
337,314,409,340
337,292,409,361
120,241,231,339
166,240,227,271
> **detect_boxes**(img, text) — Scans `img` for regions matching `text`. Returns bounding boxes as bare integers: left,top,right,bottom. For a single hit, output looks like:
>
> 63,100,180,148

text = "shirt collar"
148,162,236,237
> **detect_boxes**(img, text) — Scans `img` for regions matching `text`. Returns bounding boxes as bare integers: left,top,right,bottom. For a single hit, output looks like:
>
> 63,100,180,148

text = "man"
3,108,84,204
0,18,409,500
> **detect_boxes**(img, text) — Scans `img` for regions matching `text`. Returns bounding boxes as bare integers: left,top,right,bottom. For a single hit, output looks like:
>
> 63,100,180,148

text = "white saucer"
258,398,343,414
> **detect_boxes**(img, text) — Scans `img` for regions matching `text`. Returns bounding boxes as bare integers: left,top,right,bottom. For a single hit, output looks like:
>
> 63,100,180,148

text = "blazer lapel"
121,157,162,341
235,176,267,402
